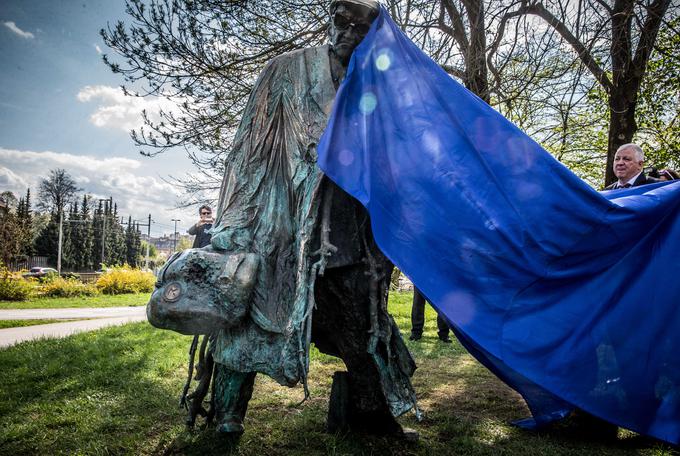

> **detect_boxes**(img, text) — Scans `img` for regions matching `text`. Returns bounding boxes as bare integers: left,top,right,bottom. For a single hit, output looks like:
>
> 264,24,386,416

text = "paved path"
0,306,146,320
0,306,148,348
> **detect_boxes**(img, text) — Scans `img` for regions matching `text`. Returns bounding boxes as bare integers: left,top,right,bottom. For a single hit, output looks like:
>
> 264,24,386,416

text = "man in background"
187,205,213,248
410,287,452,343
605,144,659,190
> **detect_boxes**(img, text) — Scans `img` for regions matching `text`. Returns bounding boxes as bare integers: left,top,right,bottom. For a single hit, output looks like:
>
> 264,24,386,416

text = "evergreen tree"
133,222,142,267
125,215,135,266
108,203,126,265
18,188,34,256
92,200,107,269
60,203,76,270
77,195,95,271
34,212,59,266
0,191,23,265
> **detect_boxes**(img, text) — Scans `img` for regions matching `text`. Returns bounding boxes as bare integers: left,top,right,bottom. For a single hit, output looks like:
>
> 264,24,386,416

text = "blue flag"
318,6,680,445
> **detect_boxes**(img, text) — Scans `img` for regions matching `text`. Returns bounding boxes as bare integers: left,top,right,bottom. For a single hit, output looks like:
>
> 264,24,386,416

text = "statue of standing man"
149,0,418,437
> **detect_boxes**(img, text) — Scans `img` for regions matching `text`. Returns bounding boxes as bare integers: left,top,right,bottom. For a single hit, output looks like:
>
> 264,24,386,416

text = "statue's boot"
213,363,256,434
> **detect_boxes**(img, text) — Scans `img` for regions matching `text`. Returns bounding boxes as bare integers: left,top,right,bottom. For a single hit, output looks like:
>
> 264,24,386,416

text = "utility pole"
171,219,181,252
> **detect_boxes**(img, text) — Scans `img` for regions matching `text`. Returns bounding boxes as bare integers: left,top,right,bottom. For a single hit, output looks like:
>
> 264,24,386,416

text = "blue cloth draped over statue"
317,6,680,445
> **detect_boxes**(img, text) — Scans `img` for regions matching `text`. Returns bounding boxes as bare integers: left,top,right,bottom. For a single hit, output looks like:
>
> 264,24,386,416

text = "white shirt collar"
618,171,642,187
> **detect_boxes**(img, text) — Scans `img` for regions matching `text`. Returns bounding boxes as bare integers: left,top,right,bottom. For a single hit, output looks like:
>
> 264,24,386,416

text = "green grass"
0,293,150,309
0,291,676,455
0,319,80,329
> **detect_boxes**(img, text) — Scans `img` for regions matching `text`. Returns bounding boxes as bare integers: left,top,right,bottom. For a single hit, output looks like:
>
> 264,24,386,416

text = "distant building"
142,233,193,258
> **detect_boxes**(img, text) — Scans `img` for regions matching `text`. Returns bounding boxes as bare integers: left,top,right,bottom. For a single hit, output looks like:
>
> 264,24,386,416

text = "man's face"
613,147,643,181
329,3,377,63
200,208,212,222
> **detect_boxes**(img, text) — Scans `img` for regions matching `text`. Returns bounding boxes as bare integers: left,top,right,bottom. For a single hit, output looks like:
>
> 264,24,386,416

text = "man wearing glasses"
187,205,214,248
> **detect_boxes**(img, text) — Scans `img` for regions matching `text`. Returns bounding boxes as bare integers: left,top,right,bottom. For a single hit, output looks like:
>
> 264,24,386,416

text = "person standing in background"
188,205,213,248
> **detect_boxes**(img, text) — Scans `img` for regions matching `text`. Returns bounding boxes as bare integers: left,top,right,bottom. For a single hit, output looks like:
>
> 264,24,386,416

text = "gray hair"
616,143,644,162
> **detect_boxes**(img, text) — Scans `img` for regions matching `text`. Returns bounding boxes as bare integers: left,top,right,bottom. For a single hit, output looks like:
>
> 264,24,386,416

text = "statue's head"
147,247,260,335
329,0,380,64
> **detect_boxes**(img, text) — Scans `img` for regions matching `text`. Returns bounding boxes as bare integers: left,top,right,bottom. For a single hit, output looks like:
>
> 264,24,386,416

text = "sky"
0,0,202,237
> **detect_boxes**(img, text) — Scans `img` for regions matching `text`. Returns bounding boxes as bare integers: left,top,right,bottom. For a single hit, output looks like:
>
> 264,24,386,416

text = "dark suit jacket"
604,172,660,190
187,223,212,248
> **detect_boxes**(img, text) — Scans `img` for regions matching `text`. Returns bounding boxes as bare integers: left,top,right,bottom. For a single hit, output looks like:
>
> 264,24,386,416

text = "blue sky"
0,0,199,236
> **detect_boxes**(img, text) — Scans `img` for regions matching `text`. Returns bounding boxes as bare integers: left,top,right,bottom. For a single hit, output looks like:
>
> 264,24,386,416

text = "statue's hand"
311,238,338,277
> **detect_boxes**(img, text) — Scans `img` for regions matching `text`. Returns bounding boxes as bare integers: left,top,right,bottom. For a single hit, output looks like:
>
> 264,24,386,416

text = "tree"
125,216,142,266
500,0,676,186
37,169,81,215
634,16,680,169
74,195,95,271
16,188,34,257
102,0,554,203
103,0,678,190
34,213,59,266
0,192,23,265
92,200,105,268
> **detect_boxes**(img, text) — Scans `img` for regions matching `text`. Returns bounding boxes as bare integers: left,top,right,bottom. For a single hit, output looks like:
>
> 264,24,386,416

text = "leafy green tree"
634,17,680,170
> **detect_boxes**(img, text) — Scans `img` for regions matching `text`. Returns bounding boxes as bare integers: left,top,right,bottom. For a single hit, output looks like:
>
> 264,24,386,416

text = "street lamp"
171,219,181,252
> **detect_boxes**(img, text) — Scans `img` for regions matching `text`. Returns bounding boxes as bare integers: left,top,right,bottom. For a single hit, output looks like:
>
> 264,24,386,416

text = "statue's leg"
212,362,256,434
313,264,410,435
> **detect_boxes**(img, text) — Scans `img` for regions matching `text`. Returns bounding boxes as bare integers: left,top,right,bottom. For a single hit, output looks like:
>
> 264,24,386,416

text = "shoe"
409,333,422,341
439,336,452,343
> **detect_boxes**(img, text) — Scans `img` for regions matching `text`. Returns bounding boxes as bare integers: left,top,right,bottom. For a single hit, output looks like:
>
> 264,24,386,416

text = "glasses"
333,14,371,35
200,211,211,215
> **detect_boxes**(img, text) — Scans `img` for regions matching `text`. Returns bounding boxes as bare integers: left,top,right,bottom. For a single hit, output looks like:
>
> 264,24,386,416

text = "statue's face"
329,2,378,63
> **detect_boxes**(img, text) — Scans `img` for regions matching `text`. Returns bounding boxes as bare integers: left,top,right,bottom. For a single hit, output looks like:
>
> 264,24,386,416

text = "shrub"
96,266,155,295
40,277,99,298
0,265,34,301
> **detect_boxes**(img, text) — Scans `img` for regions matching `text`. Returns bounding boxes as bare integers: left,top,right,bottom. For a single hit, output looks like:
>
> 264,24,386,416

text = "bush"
96,266,155,295
40,277,99,298
0,265,34,301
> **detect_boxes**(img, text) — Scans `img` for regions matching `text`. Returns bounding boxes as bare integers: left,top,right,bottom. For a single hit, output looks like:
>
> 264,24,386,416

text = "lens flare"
339,149,354,166
375,52,391,71
359,92,378,114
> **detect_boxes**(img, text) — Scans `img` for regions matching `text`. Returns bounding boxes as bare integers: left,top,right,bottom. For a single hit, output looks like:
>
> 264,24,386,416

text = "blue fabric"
318,6,680,445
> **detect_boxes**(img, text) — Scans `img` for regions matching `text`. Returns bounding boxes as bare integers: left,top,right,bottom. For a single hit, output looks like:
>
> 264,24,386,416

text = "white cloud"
0,148,196,234
77,85,181,132
95,44,103,54
0,166,29,191
3,21,35,39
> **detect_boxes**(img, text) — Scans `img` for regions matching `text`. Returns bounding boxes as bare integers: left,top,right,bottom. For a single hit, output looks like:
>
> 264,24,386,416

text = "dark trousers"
411,288,450,338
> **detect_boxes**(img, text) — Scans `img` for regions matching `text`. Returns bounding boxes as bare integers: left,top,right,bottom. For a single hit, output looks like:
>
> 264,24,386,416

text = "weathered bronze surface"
148,0,419,437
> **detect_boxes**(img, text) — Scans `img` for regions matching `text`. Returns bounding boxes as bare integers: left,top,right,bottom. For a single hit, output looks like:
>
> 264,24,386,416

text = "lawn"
0,293,150,309
0,291,676,455
0,319,80,329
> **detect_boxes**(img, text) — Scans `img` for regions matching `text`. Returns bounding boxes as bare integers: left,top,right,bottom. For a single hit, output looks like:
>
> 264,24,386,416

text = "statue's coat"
210,45,336,386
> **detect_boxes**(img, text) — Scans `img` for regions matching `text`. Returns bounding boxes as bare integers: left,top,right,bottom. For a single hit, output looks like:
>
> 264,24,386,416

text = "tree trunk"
463,0,490,103
605,87,638,186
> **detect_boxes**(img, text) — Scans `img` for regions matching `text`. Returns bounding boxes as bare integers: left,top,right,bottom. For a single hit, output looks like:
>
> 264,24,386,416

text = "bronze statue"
148,0,419,437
